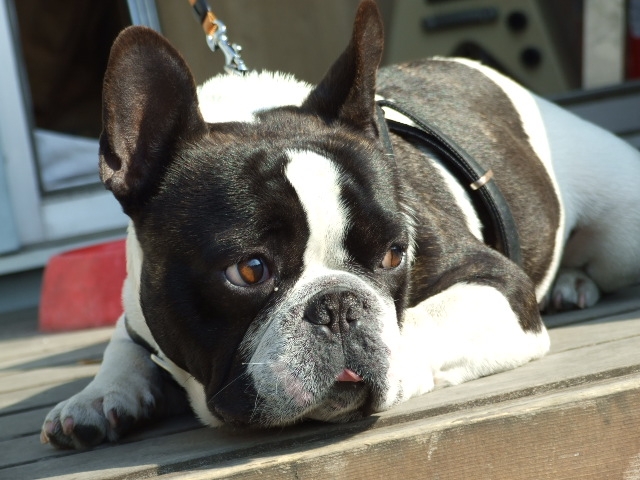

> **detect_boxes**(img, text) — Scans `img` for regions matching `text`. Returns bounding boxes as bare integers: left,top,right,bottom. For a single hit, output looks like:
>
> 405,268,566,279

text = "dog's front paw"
41,380,157,449
548,268,600,311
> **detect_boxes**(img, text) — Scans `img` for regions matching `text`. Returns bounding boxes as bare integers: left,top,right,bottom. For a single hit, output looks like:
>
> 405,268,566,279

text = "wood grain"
1,289,639,479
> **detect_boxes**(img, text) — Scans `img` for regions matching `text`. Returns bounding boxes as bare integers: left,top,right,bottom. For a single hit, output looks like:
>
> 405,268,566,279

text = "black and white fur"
42,1,640,449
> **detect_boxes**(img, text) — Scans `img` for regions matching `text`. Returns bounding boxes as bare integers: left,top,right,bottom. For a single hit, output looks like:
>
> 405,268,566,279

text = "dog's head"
100,1,414,426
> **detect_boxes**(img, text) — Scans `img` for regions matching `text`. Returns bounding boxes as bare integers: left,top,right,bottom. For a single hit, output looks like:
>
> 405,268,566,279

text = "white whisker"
209,371,250,400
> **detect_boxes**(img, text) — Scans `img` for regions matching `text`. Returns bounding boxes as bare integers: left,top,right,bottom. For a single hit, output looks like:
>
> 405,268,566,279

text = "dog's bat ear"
301,0,383,137
99,26,207,216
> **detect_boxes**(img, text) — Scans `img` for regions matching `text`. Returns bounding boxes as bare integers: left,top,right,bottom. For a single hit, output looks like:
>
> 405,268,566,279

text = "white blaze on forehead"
285,149,348,269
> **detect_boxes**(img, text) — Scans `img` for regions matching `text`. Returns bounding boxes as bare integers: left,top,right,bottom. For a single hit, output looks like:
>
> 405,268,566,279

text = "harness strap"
376,99,522,266
124,315,158,355
376,104,396,157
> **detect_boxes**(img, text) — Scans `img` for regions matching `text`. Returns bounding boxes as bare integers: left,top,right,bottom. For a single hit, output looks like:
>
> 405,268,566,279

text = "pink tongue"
336,368,363,383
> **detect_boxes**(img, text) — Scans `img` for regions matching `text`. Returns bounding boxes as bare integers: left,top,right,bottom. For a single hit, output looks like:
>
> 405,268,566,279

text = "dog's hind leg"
548,267,601,310
549,225,640,311
562,211,640,293
551,156,640,310
547,210,640,311
534,92,640,309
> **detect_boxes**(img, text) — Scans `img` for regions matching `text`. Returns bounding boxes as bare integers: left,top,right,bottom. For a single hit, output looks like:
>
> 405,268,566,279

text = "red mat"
39,239,126,331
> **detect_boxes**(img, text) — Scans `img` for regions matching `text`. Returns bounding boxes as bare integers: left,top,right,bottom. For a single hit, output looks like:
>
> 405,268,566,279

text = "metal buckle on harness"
189,0,249,76
470,169,494,190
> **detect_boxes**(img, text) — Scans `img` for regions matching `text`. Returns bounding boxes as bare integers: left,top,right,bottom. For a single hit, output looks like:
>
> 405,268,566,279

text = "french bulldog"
42,0,640,449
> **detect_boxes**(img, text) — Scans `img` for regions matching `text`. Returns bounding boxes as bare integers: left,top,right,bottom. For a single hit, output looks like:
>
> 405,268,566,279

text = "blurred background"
1,0,639,316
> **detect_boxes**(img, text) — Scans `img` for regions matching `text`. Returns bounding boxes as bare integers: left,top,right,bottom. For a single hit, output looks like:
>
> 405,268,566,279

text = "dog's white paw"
40,378,158,449
548,268,600,311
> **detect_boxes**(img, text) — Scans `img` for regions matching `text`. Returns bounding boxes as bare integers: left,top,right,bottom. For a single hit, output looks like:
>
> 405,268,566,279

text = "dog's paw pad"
72,424,106,448
107,409,136,435
549,269,600,311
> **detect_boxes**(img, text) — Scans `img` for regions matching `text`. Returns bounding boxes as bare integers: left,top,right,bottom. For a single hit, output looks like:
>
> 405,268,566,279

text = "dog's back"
377,57,640,307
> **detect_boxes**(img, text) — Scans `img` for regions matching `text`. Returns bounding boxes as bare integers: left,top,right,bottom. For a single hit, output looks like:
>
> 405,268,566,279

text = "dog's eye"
225,257,271,286
381,245,404,269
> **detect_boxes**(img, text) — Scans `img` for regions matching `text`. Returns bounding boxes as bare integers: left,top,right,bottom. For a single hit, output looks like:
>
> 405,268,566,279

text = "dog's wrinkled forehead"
171,122,402,292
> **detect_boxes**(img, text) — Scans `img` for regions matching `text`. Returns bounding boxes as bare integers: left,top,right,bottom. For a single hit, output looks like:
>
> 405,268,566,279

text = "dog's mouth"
264,368,373,425
208,363,377,427
304,373,375,423
336,368,363,383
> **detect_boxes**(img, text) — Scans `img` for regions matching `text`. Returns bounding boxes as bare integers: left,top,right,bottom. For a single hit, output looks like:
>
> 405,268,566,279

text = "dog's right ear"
99,26,206,216
301,0,384,138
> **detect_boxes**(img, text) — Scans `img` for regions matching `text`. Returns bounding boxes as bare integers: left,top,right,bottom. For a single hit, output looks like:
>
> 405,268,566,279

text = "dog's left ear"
301,0,384,137
99,26,207,217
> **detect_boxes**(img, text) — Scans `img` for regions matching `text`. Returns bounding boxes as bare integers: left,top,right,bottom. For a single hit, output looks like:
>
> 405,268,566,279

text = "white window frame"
0,1,155,257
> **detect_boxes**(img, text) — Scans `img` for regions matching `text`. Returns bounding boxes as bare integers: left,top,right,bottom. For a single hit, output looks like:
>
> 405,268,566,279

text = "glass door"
0,0,159,269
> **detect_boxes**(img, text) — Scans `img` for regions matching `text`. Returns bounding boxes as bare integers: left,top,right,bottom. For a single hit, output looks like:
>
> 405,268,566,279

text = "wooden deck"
2,287,640,480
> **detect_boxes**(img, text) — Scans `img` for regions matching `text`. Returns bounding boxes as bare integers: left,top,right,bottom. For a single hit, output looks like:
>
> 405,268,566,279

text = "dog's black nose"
303,287,366,334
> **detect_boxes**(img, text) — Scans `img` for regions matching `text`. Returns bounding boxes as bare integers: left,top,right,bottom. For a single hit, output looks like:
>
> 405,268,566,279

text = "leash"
188,0,249,75
376,100,523,266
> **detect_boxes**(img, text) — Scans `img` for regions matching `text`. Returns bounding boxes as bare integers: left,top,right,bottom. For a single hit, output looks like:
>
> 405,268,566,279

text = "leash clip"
205,18,249,76
190,0,249,76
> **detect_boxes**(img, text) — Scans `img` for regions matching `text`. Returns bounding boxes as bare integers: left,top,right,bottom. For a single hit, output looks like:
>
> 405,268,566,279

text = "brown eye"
381,245,404,269
225,257,270,286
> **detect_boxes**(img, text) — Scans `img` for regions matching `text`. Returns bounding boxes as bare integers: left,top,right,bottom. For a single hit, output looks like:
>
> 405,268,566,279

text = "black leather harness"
125,316,158,355
376,99,522,266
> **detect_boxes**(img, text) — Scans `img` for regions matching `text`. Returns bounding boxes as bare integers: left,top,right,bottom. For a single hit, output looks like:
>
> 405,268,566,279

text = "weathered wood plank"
0,345,104,378
4,332,640,480
0,413,203,471
156,374,640,480
0,328,111,370
3,373,639,480
549,312,640,354
0,377,92,415
385,332,640,424
0,365,100,395
0,406,57,442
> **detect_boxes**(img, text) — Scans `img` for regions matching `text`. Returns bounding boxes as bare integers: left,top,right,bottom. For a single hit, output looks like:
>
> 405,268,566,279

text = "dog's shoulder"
378,58,563,296
377,57,525,124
